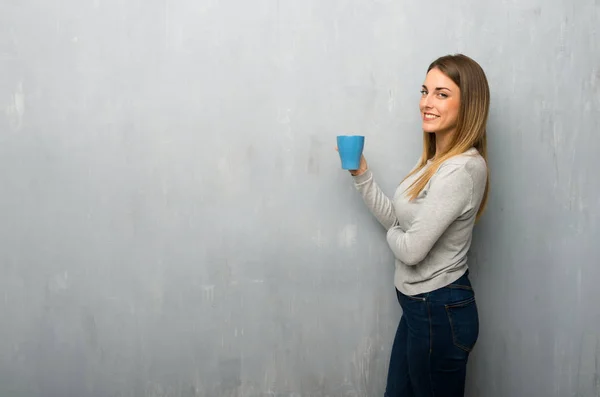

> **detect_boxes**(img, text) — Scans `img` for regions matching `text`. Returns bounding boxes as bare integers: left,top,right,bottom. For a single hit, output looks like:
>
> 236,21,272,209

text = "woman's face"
419,67,461,135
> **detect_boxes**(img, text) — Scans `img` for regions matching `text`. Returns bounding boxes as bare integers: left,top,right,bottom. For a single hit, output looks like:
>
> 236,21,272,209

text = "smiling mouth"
423,113,440,121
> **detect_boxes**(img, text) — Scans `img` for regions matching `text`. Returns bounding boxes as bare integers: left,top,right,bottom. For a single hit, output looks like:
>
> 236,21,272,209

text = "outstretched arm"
352,169,399,230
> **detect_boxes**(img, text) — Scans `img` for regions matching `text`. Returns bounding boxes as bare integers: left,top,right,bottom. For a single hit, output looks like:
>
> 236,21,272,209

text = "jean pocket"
445,297,479,352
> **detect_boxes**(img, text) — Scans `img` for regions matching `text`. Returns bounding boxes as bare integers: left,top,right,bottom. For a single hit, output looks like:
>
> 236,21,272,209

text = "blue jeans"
384,271,479,397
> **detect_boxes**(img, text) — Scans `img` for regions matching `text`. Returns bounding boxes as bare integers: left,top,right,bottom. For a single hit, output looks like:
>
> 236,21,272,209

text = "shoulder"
437,148,487,187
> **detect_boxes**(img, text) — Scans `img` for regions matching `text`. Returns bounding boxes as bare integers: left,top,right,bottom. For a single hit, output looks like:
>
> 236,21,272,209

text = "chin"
422,124,437,133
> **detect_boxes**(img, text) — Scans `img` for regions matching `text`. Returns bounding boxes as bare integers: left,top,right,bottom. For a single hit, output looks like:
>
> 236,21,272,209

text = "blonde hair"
402,54,490,221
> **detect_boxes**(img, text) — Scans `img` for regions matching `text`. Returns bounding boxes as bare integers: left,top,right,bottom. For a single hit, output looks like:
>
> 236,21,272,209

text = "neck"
434,130,453,158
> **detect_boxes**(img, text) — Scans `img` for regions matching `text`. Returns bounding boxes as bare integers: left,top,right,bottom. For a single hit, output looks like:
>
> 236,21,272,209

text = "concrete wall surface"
1,1,599,396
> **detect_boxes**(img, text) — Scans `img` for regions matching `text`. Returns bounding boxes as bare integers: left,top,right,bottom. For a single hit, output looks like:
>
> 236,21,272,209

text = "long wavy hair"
402,54,490,220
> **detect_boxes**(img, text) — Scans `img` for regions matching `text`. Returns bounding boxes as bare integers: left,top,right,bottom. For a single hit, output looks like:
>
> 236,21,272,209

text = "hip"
396,271,479,353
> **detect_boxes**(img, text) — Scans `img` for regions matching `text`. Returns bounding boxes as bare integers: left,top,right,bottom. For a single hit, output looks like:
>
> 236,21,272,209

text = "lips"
423,113,440,121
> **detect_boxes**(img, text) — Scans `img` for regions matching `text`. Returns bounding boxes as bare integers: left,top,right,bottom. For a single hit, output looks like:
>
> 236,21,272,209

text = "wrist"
351,168,372,184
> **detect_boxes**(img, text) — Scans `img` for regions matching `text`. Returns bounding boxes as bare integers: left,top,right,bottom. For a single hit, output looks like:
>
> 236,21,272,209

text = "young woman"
346,54,490,396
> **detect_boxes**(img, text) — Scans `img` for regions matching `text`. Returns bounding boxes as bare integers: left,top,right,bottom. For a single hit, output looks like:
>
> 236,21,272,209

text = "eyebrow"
422,85,452,92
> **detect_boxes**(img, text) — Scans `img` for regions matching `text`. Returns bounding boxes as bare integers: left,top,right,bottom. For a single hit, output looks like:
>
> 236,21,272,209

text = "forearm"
352,169,398,230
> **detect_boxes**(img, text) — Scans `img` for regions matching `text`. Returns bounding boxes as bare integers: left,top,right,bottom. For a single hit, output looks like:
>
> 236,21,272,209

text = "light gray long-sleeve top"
352,147,487,296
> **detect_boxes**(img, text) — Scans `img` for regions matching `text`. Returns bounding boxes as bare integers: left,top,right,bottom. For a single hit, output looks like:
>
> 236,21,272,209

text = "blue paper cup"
337,135,365,170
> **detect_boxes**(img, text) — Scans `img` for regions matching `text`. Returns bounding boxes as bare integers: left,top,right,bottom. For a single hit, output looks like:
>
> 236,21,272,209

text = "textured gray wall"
1,1,599,396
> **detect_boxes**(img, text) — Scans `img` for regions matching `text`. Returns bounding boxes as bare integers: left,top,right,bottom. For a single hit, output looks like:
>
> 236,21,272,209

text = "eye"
437,92,448,98
420,89,427,96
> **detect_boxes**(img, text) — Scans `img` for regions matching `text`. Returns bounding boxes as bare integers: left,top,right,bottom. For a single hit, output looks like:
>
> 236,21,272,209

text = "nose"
423,93,434,108
420,93,432,110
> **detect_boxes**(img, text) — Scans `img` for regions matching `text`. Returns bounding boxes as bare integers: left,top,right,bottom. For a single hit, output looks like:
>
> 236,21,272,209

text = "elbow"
386,228,428,266
394,251,426,266
389,242,427,265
